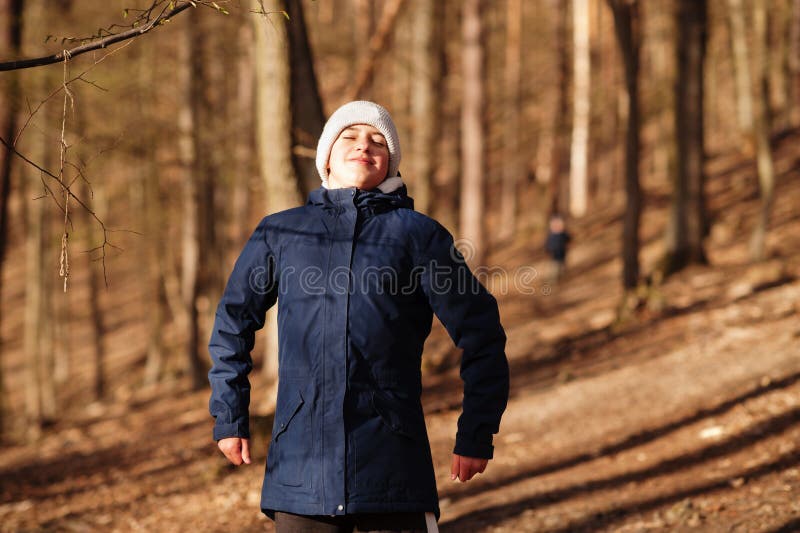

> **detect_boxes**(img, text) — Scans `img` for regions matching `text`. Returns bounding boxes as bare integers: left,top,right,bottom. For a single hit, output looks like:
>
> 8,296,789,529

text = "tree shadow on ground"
0,418,213,504
438,368,800,506
442,411,800,530
766,516,800,533
547,446,800,533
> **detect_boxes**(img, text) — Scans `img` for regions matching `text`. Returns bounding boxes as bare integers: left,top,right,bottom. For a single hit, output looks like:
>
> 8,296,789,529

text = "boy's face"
327,124,390,190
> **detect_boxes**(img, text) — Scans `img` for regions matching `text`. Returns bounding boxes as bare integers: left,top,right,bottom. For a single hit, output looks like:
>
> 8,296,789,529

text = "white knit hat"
316,101,401,187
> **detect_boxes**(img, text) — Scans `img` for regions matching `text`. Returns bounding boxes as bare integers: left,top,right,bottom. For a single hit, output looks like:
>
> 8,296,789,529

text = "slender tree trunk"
775,0,793,130
140,37,166,385
665,0,708,273
88,182,106,398
549,0,571,218
352,0,376,97
460,0,486,266
750,0,776,261
286,0,326,196
790,0,800,124
608,0,642,293
0,0,23,437
143,152,165,385
727,0,755,147
23,144,46,439
181,11,208,389
229,7,255,263
499,0,522,240
253,1,303,398
409,0,441,215
569,0,591,218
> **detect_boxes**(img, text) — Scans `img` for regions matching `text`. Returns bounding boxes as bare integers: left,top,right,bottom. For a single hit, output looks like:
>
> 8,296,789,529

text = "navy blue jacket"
545,230,570,261
208,186,508,519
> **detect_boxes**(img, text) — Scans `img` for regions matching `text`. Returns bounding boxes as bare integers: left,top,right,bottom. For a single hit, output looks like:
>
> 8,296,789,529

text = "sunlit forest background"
0,0,799,531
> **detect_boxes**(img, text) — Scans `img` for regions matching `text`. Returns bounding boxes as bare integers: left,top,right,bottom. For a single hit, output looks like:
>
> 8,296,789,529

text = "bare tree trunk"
82,170,107,397
727,0,755,146
181,11,209,390
499,0,522,240
286,0,326,195
143,153,165,385
664,0,708,273
136,29,166,386
549,0,571,218
352,0,376,97
775,0,793,130
409,0,441,215
648,0,674,190
570,0,591,218
0,0,23,437
23,147,46,439
460,0,486,266
608,0,642,294
253,0,303,399
790,0,800,124
229,7,255,266
750,0,776,261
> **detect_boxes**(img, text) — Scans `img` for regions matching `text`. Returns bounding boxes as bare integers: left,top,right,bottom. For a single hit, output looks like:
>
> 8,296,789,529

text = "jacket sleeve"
416,223,509,459
208,218,278,441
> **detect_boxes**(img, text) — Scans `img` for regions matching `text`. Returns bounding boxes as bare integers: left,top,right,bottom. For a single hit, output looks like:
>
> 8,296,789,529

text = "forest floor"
1,129,799,532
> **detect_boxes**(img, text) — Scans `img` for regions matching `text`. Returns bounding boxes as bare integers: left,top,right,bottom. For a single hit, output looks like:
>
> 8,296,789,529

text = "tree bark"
608,0,642,292
749,0,776,261
727,0,755,146
460,0,486,266
790,0,800,124
143,150,165,385
549,0,571,218
499,0,522,240
352,0,376,97
569,0,591,218
23,136,48,439
343,0,406,101
409,0,441,215
286,0,326,195
180,10,209,390
252,0,303,396
141,38,166,386
0,0,23,437
664,0,708,273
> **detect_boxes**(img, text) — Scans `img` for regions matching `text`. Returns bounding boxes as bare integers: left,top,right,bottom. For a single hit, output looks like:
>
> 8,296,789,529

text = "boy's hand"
450,454,488,482
218,437,251,465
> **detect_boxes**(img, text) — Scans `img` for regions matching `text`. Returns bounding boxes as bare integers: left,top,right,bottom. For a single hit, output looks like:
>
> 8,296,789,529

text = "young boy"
208,101,509,532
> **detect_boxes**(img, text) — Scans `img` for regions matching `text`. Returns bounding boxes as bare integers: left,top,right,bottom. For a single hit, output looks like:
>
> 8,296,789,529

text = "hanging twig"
0,135,124,288
13,39,133,147
58,52,74,292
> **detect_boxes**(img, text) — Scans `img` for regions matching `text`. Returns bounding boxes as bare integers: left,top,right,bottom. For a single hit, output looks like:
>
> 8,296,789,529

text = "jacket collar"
308,184,414,215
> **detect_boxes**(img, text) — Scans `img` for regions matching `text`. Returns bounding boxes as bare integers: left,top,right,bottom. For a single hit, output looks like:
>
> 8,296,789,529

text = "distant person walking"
545,213,571,281
208,101,509,532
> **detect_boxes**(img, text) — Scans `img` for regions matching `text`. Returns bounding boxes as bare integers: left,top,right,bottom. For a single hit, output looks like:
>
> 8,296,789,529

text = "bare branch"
0,2,193,71
13,40,133,146
0,134,119,287
343,0,406,101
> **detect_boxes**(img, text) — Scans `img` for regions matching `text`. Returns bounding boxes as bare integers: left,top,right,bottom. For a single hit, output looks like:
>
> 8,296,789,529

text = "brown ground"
1,130,799,532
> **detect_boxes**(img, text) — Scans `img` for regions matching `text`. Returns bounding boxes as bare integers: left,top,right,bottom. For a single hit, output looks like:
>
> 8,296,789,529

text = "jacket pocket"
370,390,424,442
270,388,309,487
